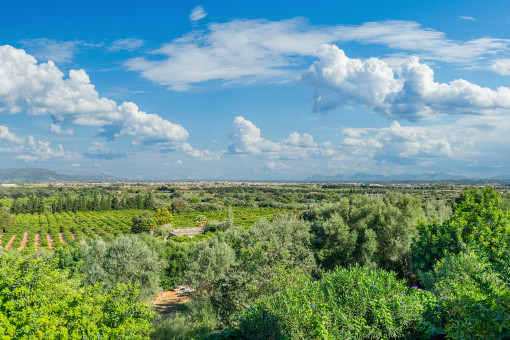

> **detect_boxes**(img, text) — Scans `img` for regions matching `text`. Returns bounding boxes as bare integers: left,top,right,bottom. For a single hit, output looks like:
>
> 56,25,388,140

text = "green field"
0,207,281,251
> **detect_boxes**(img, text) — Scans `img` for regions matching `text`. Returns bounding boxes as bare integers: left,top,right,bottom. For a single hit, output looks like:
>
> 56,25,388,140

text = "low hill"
0,168,121,183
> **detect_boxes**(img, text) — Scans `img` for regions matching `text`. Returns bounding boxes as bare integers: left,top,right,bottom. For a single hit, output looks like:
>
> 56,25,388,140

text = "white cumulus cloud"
228,116,334,160
305,45,510,121
50,123,74,135
490,58,510,76
0,45,215,160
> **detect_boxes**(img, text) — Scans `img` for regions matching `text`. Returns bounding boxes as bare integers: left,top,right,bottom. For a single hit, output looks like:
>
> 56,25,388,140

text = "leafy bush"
131,211,154,234
151,297,220,340
307,194,424,277
232,265,435,339
420,249,510,338
81,235,166,298
0,253,155,339
411,187,510,273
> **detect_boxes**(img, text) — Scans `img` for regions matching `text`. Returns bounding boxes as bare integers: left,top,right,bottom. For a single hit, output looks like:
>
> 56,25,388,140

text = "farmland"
0,206,281,250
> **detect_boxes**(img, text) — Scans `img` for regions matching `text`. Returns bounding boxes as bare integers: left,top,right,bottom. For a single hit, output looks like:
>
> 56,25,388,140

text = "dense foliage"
411,187,510,273
0,184,508,339
231,266,436,339
0,252,155,339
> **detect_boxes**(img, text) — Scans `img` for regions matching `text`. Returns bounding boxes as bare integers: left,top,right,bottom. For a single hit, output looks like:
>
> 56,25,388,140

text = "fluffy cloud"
84,141,125,160
190,6,207,22
334,112,510,174
49,123,74,135
125,19,510,91
17,136,67,162
265,161,290,171
340,122,465,162
0,45,214,160
490,58,510,76
228,116,334,160
305,45,510,120
0,125,23,144
108,39,145,51
0,125,67,162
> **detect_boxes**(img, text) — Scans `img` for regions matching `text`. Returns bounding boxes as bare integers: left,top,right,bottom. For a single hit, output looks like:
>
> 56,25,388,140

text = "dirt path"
47,233,55,250
151,290,190,314
5,235,15,250
18,232,29,251
0,232,5,245
34,233,40,248
58,232,66,244
70,232,77,240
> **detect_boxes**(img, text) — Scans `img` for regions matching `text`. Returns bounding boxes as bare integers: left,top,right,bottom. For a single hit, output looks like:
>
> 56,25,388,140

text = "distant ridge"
0,168,122,183
306,172,471,182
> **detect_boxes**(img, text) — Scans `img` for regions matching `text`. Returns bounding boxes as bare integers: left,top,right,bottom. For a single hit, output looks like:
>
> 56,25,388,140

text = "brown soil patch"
58,232,66,244
4,235,15,250
151,290,191,314
0,232,5,239
47,233,55,250
70,232,77,240
18,232,29,251
34,233,40,248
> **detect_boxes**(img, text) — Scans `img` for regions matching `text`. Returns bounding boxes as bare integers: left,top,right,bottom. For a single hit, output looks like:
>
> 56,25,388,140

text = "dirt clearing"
152,290,190,314
18,232,29,251
5,235,15,250
47,233,54,250
34,233,40,248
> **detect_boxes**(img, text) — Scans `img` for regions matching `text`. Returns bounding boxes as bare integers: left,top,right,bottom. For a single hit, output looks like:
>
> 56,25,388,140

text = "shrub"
0,253,155,338
411,187,510,273
81,235,166,298
420,249,510,338
235,265,435,339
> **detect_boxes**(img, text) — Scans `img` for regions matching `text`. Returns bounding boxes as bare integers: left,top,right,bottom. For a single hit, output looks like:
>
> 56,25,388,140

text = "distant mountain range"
0,168,122,183
305,172,508,183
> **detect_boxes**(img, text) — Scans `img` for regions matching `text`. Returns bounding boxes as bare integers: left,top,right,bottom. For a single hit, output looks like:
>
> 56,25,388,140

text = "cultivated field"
0,206,281,251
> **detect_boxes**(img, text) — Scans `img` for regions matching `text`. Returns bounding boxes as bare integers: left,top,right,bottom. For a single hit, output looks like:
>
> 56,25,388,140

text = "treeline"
10,193,155,214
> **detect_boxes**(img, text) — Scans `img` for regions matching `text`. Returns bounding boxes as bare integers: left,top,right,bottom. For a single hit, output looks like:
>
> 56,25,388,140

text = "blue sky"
1,0,510,180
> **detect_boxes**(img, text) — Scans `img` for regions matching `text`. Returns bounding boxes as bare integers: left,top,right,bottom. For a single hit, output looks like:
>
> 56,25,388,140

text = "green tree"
153,207,174,227
185,238,236,296
420,249,510,338
411,187,510,273
131,211,154,234
0,253,155,339
0,207,14,231
81,235,166,298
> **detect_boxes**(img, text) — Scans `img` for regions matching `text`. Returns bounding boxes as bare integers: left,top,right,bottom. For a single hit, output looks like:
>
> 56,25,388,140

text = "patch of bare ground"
5,235,16,250
18,232,29,251
151,290,190,314
58,232,66,244
47,233,54,250
0,232,5,245
34,233,40,248
70,232,76,240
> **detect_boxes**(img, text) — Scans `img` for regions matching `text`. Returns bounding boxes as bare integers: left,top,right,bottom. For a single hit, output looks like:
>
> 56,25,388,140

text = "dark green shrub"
421,249,510,338
411,187,510,273
236,265,435,339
